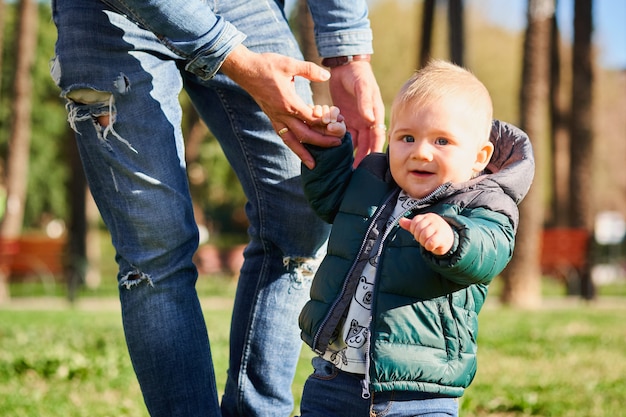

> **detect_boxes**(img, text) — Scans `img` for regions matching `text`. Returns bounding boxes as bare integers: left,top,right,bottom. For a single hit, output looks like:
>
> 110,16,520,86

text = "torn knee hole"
65,85,137,153
66,88,113,127
120,271,154,290
96,115,110,127
66,88,112,105
283,256,321,290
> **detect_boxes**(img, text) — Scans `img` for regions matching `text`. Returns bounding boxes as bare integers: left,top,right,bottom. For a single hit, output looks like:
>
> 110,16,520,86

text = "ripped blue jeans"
50,1,330,416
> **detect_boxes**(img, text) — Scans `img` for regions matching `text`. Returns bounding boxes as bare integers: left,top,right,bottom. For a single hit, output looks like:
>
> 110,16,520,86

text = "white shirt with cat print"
322,191,419,374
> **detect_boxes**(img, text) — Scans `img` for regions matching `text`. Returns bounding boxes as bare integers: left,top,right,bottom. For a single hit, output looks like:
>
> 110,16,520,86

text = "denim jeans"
51,1,331,416
300,357,459,417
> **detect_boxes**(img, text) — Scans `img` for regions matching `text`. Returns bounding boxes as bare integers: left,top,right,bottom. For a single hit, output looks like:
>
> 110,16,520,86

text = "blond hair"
391,60,493,141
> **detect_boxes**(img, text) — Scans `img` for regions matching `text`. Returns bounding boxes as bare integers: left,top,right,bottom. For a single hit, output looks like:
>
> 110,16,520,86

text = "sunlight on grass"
0,295,314,417
1,299,625,417
460,307,626,416
4,236,626,417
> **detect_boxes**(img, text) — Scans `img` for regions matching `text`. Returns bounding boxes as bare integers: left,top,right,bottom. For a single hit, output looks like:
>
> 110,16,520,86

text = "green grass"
461,304,626,416
0,309,147,417
1,294,625,416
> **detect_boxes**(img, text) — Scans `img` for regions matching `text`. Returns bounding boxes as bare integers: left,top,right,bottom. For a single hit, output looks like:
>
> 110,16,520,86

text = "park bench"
540,228,590,294
0,235,66,282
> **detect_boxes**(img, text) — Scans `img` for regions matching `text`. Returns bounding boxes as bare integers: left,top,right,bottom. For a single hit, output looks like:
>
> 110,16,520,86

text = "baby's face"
387,97,493,199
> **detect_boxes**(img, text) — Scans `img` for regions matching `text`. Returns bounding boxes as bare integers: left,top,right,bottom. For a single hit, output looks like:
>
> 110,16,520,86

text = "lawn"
1,277,625,416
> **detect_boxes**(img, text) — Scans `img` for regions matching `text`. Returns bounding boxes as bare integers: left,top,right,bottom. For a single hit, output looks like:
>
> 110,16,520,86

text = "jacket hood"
483,120,535,205
440,120,535,232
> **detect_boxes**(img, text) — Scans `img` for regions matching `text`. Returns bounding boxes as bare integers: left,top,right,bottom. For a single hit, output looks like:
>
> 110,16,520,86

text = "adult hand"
398,214,454,256
327,61,386,166
220,45,342,169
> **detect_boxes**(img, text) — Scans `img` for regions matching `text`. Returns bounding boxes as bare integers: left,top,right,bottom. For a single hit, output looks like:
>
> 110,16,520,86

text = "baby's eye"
435,137,449,146
402,135,415,143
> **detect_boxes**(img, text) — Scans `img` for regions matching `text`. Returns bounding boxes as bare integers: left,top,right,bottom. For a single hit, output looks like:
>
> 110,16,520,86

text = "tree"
0,0,5,96
419,0,435,68
548,5,570,226
500,0,554,308
0,0,38,302
419,0,464,68
448,0,464,66
65,127,87,302
1,4,69,229
0,0,5,239
569,0,595,299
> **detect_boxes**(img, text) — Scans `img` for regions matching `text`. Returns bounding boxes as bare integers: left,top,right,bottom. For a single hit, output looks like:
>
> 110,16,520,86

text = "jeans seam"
214,86,275,415
370,391,393,417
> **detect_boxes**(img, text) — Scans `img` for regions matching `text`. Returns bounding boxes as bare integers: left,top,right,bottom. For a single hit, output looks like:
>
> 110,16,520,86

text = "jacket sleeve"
101,0,245,80
301,134,355,223
423,205,516,286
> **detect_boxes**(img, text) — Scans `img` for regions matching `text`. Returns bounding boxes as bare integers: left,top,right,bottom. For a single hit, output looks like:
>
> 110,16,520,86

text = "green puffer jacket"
299,120,534,397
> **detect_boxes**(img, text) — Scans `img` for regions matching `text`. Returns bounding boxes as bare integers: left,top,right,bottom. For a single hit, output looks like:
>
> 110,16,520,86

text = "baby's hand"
310,104,346,138
398,213,454,256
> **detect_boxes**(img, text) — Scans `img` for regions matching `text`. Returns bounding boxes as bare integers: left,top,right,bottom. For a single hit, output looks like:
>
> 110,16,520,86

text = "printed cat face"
354,276,373,310
346,319,367,348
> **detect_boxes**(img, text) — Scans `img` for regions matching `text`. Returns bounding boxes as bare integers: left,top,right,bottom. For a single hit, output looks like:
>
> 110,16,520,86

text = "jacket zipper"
360,315,373,399
359,201,408,400
359,183,451,399
311,192,396,354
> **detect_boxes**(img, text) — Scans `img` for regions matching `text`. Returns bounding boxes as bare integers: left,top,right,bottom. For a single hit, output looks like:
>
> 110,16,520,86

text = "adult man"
50,0,384,416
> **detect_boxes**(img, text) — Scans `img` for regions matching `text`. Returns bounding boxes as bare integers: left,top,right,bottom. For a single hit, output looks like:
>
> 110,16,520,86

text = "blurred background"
0,0,625,306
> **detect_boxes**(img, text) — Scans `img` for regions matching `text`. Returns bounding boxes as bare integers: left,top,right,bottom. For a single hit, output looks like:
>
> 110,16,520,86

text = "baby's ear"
473,141,494,172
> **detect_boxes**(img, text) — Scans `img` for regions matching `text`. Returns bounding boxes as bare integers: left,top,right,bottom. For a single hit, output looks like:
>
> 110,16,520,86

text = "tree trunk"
500,0,553,308
65,128,87,303
183,105,209,165
569,0,595,299
448,0,464,66
0,0,6,239
0,0,38,302
419,0,435,68
548,7,571,227
0,0,6,96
